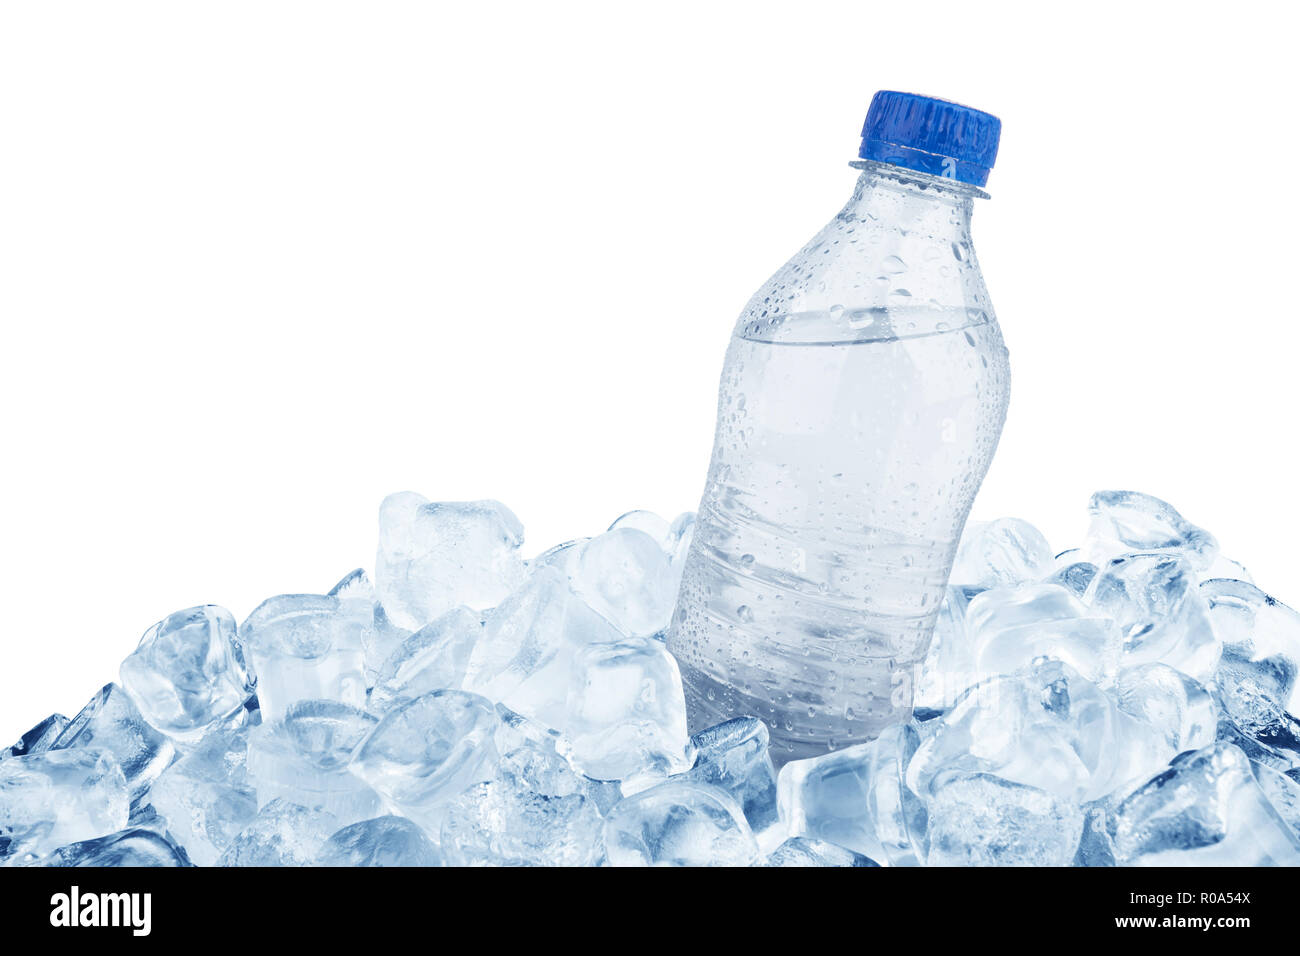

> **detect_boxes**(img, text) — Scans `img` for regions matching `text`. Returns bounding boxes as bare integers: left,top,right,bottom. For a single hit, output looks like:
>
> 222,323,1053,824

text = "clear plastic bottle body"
667,161,1010,762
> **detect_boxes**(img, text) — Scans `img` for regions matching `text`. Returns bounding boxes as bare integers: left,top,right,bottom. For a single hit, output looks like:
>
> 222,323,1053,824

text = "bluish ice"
245,699,381,825
217,798,339,867
147,723,258,866
240,593,369,723
6,488,1300,866
120,605,255,742
375,494,526,631
603,779,758,867
760,836,879,867
51,683,175,804
315,815,442,867
349,689,499,834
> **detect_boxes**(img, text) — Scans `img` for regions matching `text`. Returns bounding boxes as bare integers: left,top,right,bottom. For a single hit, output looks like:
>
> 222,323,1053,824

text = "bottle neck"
842,159,984,240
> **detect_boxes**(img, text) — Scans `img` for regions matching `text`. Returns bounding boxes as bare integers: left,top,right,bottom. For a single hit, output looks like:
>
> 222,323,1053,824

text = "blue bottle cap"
858,91,1001,187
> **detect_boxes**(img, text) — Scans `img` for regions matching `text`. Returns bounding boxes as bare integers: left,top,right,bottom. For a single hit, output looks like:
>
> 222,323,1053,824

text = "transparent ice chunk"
679,717,779,836
607,510,672,550
39,827,190,867
365,603,413,686
240,593,369,722
1112,663,1216,755
216,798,339,867
147,724,258,866
913,585,981,715
966,582,1122,685
758,836,879,867
0,749,128,862
463,566,623,731
349,689,499,835
1086,490,1218,570
907,660,1175,804
571,528,677,638
1047,550,1098,596
52,683,175,804
778,723,925,865
328,567,373,603
926,772,1083,866
440,745,603,866
1251,761,1300,836
5,713,68,758
556,637,690,784
368,606,482,714
1202,579,1300,772
1084,552,1222,681
948,517,1053,590
603,779,758,867
119,605,255,742
315,815,442,867
375,493,526,630
1112,742,1300,866
246,700,381,825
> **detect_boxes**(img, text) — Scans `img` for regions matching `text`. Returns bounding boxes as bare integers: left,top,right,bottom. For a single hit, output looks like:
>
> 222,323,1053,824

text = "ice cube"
147,725,258,866
1087,490,1218,570
570,528,677,637
1251,761,1300,837
240,593,369,722
440,745,604,866
463,566,623,731
530,538,589,576
966,582,1122,685
1084,553,1222,681
907,660,1175,803
1199,555,1253,584
368,606,482,714
0,749,129,862
759,836,879,867
51,683,175,804
1201,579,1300,772
679,717,779,836
1047,550,1098,596
778,723,926,865
315,815,443,867
1072,799,1117,867
246,700,381,825
925,772,1083,866
1112,742,1300,866
217,798,339,867
607,510,672,549
665,512,696,567
39,827,190,866
328,568,373,603
365,603,413,685
1112,663,1216,755
350,689,499,834
119,605,255,742
375,493,526,630
949,518,1053,590
603,779,758,867
5,713,68,758
556,637,690,784
913,585,982,715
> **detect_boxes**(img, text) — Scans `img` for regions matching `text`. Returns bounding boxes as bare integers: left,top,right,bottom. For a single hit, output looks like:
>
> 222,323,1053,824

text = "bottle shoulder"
736,205,997,345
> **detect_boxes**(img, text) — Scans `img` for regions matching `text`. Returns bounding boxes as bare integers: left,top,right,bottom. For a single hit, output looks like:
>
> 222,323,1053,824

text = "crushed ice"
3,489,1299,867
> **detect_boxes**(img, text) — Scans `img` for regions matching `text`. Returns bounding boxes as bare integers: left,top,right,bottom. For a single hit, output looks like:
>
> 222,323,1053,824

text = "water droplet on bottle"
881,254,907,274
740,553,755,568
737,605,754,623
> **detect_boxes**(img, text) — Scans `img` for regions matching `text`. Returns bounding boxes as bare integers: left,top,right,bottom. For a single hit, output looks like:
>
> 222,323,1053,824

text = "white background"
1,1,1296,739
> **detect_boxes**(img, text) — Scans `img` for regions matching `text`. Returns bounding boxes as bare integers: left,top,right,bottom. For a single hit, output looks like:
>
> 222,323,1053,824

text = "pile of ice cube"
3,489,1298,867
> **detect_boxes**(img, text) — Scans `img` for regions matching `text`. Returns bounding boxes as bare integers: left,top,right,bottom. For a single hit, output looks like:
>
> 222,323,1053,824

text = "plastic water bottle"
667,92,1009,761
